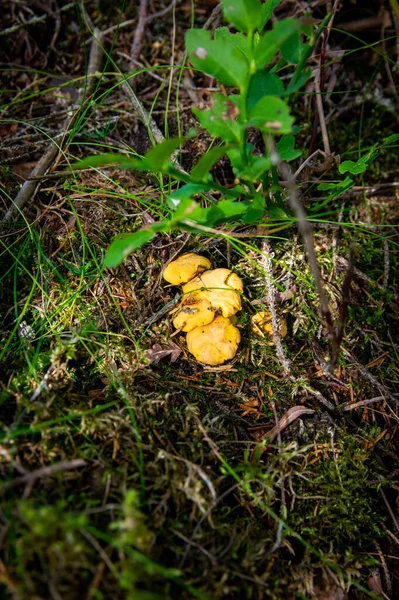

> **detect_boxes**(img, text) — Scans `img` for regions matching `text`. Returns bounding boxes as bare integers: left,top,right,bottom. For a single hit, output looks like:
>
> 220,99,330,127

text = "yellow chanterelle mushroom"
163,253,211,285
172,295,215,332
186,315,241,366
251,311,287,341
182,268,243,318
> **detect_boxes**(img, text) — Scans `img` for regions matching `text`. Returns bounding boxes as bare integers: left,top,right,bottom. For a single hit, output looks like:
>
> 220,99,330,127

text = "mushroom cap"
182,268,243,318
186,315,241,366
251,311,288,341
172,296,215,332
163,253,211,285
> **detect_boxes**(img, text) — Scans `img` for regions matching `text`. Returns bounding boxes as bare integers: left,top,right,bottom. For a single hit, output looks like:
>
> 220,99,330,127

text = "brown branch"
332,244,355,366
130,0,148,61
2,143,60,222
0,2,74,37
103,0,177,36
1,459,86,490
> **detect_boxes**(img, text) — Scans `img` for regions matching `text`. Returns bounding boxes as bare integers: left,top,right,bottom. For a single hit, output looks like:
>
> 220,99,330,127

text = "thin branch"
146,0,178,23
85,28,105,100
332,244,355,366
341,395,388,412
2,142,60,222
122,79,166,145
381,489,399,534
103,0,177,35
0,2,74,37
314,70,331,156
343,348,398,407
203,4,222,29
80,529,117,576
130,0,148,60
1,459,86,490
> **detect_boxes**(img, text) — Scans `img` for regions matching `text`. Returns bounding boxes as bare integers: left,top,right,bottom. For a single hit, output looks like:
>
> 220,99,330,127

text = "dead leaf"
313,586,347,600
145,342,182,364
142,211,155,226
368,568,383,595
252,405,315,442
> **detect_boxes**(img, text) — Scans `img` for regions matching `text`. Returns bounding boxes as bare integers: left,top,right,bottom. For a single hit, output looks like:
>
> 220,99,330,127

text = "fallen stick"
3,143,60,222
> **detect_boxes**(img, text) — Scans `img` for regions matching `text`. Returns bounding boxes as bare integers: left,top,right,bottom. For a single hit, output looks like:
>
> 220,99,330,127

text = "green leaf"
338,160,367,175
186,29,249,89
221,0,263,34
286,67,311,94
143,137,183,170
194,199,249,227
260,0,282,29
248,96,294,134
248,71,285,109
104,229,156,268
193,95,241,142
301,18,314,39
281,30,302,64
167,184,207,210
255,19,300,70
242,192,265,223
276,135,302,161
383,134,399,145
214,27,250,57
268,205,291,220
72,153,142,171
226,146,245,173
171,197,202,222
233,155,271,182
73,140,184,174
190,146,227,182
314,176,354,209
338,145,378,176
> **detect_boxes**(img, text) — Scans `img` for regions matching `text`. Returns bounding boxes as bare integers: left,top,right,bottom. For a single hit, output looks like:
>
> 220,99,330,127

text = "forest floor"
1,1,399,599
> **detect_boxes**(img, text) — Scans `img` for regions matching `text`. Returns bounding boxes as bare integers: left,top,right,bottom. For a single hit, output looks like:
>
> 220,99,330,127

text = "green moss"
288,429,387,553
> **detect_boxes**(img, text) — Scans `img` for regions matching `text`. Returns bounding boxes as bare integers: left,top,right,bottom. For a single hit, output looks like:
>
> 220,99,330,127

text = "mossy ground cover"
1,1,399,598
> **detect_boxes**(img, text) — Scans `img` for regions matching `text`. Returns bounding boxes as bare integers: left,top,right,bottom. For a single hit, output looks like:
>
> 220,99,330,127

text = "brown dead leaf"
145,342,182,364
252,405,315,442
313,586,347,600
368,568,383,595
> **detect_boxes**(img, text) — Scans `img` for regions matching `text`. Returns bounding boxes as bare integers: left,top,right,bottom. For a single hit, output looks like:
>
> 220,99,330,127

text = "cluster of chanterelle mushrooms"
162,253,288,366
163,253,243,366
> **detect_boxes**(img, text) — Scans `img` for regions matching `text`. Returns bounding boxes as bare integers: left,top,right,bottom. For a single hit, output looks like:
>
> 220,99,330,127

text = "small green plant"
73,2,399,269
74,0,323,267
314,133,399,210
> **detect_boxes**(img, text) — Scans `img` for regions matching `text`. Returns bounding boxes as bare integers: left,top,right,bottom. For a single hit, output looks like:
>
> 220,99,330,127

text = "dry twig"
1,459,86,490
0,2,74,36
130,0,148,60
